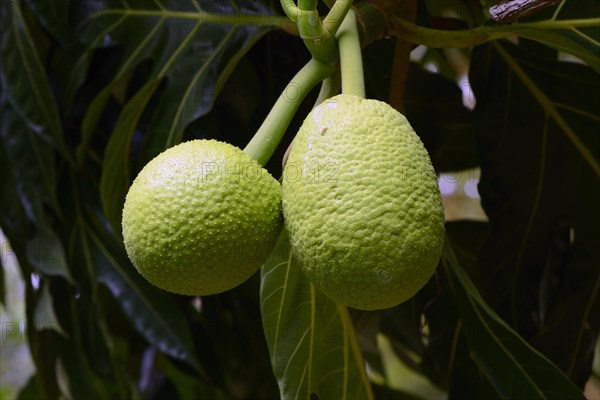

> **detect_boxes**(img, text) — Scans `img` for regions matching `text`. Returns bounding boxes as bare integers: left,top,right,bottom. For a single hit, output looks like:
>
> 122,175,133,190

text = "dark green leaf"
161,358,229,400
24,284,61,399
376,224,489,393
425,0,484,27
78,215,203,374
362,40,477,172
0,113,27,261
0,102,60,221
443,241,585,399
445,221,489,280
16,375,39,400
470,40,600,385
260,231,374,400
24,0,70,41
54,341,101,400
26,227,72,281
507,25,600,72
404,63,477,172
0,105,72,282
99,78,163,238
0,0,69,160
371,382,436,400
67,219,135,396
379,258,457,392
33,280,66,336
447,328,501,400
71,0,279,167
39,279,118,399
485,2,600,72
76,72,133,163
0,247,5,306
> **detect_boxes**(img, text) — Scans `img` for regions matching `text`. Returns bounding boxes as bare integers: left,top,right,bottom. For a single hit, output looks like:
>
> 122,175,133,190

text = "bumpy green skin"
282,95,445,310
122,140,282,296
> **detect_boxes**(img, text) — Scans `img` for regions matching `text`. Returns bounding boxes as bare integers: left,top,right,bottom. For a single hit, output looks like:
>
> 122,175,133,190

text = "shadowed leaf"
78,215,203,375
471,40,600,385
443,241,585,399
0,0,69,160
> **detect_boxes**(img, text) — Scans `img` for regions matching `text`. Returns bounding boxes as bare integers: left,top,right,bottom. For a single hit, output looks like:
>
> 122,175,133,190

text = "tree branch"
489,0,562,24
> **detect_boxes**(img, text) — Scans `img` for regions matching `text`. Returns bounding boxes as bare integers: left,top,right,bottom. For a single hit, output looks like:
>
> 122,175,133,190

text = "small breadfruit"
122,139,282,296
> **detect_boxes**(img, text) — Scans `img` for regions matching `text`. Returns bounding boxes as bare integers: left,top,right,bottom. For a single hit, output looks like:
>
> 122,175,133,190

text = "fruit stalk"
285,0,352,64
336,9,365,98
297,0,323,40
244,58,335,165
314,70,341,107
323,0,353,36
281,0,299,20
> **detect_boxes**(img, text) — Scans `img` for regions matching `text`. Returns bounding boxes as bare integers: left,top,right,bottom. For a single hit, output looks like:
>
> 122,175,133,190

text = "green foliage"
1,0,598,399
261,231,374,399
443,241,585,399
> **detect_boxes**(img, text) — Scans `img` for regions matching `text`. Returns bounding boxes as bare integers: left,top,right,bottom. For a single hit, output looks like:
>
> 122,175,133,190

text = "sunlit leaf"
260,231,374,400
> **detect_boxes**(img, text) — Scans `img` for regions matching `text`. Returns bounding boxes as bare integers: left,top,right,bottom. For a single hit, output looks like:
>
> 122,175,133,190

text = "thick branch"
489,0,562,24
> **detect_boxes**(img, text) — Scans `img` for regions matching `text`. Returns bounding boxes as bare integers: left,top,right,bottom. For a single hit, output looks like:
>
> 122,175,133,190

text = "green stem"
293,0,341,64
298,0,318,9
280,70,340,168
337,9,365,98
323,0,353,36
391,17,505,48
390,17,600,48
244,58,335,165
314,69,341,106
281,0,299,21
298,8,326,39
